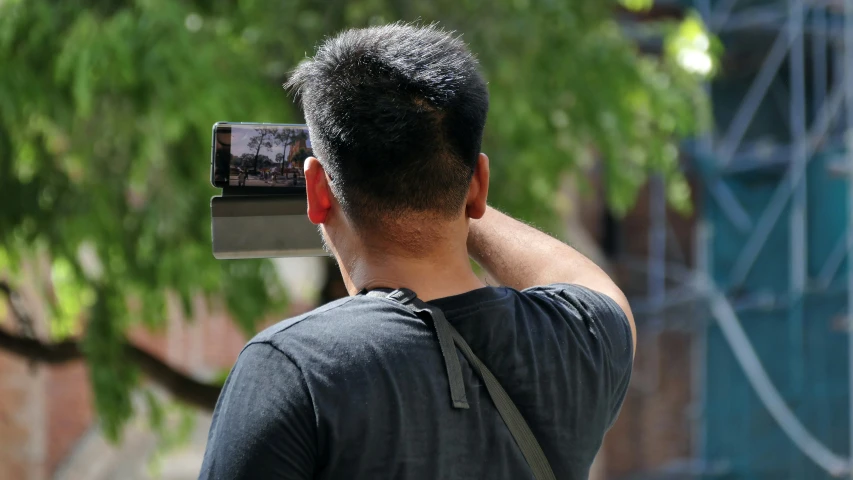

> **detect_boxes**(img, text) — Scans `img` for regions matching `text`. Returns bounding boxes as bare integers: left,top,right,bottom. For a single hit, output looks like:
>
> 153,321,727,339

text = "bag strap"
366,288,556,480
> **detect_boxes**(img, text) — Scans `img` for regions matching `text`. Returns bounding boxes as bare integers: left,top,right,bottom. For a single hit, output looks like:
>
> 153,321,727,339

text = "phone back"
211,196,325,259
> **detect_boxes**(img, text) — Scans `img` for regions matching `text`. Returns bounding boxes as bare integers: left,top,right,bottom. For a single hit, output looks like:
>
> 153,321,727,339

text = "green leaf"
81,287,137,442
619,0,653,12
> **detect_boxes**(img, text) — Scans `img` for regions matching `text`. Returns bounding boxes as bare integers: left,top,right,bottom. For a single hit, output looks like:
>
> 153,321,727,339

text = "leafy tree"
291,148,311,171
258,155,274,169
238,153,256,168
0,0,711,442
273,127,310,172
246,128,275,173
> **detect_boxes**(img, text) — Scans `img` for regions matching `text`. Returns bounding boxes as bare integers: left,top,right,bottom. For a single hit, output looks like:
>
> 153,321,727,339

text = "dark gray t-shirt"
199,284,633,479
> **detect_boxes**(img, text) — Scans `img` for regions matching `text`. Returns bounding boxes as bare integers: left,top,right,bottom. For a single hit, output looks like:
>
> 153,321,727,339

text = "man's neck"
340,247,486,301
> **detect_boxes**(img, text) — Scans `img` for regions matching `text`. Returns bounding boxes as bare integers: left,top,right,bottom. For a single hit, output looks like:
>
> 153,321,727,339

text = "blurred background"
0,0,851,479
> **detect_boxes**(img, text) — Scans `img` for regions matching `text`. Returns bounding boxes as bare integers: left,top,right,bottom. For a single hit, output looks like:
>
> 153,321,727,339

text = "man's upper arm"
525,283,634,425
593,283,636,355
558,274,636,355
200,342,316,480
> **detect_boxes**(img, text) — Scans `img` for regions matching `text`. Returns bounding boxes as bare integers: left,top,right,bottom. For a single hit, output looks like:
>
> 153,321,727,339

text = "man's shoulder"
248,296,357,345
239,294,435,386
245,294,415,351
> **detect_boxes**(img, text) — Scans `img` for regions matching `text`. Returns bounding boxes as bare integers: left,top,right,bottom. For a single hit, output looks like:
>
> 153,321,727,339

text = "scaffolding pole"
728,81,845,287
788,0,808,398
844,1,853,478
700,275,851,476
717,17,802,168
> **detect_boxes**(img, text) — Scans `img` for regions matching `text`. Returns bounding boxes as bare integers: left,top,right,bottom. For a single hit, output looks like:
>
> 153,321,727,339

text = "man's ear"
304,157,333,225
465,153,490,219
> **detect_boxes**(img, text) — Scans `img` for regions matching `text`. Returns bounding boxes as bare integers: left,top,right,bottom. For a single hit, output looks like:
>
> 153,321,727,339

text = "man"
200,23,634,480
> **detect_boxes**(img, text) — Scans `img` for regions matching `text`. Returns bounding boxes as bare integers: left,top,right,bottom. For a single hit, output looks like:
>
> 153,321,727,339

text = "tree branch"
0,327,222,410
0,280,221,410
0,327,82,363
126,342,222,411
0,280,36,337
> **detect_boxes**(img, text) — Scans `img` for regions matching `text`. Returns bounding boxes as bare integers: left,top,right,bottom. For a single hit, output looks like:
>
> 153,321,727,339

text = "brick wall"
604,331,694,478
0,352,51,480
0,292,304,479
45,361,93,476
594,179,700,479
0,351,42,480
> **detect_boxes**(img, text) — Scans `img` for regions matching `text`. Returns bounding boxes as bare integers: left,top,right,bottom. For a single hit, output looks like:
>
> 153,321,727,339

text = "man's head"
285,23,490,257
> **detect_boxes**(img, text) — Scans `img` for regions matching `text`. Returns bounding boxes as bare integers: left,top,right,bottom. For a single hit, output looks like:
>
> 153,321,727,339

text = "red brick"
0,352,37,480
46,361,93,476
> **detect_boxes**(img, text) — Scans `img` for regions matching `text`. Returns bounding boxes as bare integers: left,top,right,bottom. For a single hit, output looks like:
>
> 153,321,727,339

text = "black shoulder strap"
367,288,556,480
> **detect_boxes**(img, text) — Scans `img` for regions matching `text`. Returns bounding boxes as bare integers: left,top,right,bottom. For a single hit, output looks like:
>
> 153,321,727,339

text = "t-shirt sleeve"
524,283,634,427
199,342,316,479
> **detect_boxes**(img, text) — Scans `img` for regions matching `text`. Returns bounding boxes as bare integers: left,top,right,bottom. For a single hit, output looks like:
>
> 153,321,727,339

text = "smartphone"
211,122,312,195
210,122,325,259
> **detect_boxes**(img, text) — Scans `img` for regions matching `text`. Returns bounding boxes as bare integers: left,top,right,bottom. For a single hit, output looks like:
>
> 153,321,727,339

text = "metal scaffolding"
844,2,853,479
635,0,853,477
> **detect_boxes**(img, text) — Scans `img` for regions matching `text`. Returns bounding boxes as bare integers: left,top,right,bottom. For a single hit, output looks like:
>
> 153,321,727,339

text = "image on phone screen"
212,123,311,190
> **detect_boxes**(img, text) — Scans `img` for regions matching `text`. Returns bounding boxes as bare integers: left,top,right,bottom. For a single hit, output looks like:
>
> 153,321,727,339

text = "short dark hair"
286,23,489,227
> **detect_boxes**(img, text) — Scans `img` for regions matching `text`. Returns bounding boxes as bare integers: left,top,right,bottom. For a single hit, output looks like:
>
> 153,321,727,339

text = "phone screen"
211,123,312,191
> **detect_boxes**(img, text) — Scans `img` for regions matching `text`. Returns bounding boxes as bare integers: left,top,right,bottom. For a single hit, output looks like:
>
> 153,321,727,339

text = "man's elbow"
597,284,636,357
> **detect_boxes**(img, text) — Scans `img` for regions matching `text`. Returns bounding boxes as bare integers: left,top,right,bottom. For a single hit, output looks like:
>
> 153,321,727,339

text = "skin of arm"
468,206,637,353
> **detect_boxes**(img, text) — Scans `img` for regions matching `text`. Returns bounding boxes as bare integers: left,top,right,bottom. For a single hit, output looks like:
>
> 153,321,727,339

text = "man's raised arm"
468,206,636,351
